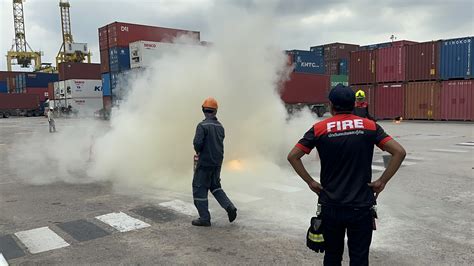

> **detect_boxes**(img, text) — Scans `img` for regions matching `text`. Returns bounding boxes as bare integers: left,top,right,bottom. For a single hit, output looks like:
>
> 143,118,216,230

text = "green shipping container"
330,75,348,88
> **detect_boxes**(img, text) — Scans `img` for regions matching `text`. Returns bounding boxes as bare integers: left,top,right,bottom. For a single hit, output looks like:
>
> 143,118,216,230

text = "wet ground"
0,117,473,265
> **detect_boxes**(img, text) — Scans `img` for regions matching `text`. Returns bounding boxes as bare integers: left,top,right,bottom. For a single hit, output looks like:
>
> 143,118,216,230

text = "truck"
0,94,42,118
280,72,331,117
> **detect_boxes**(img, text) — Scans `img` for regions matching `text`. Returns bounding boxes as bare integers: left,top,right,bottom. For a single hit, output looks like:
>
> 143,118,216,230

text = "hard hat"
355,90,366,99
202,97,218,110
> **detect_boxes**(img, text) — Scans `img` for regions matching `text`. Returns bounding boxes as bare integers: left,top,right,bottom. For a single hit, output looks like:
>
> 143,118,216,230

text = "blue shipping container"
0,81,7,93
339,59,349,75
109,46,131,73
102,73,111,96
16,73,58,89
287,50,325,74
309,45,324,56
440,37,474,80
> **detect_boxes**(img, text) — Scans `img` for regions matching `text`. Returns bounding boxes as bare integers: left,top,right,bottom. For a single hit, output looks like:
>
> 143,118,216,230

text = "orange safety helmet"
202,97,218,110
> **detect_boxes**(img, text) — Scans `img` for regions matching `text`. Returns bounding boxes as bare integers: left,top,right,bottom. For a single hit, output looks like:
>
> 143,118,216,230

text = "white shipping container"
63,79,102,99
129,40,203,69
53,81,66,99
69,97,103,117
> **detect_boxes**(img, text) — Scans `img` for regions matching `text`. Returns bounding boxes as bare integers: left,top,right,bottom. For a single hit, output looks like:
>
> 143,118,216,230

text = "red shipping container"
440,80,474,121
105,22,200,49
323,43,359,61
351,84,375,116
406,41,439,81
325,60,340,75
280,73,330,104
99,26,108,51
47,83,54,100
58,63,101,80
405,82,441,120
374,83,405,119
100,50,110,73
26,88,49,102
376,46,406,83
349,50,376,85
391,40,418,47
0,94,39,109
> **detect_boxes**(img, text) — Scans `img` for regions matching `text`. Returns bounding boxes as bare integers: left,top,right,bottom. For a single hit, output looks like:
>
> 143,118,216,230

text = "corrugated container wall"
26,88,49,102
323,43,359,61
104,22,200,50
325,60,339,75
280,73,330,104
17,73,58,89
349,50,376,85
102,73,111,96
48,83,54,100
376,46,406,83
0,81,7,93
440,37,474,80
309,45,324,57
287,50,325,74
109,47,131,73
0,94,39,109
440,80,474,121
339,59,349,75
99,26,108,51
58,63,101,80
100,50,110,73
374,83,405,119
405,82,441,120
406,41,439,81
351,84,375,116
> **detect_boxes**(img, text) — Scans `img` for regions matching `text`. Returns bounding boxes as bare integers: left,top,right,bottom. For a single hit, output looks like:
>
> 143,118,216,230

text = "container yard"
0,1,472,265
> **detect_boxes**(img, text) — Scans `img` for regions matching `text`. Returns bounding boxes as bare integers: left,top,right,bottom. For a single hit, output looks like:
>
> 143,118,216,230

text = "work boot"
192,219,211,227
226,206,237,223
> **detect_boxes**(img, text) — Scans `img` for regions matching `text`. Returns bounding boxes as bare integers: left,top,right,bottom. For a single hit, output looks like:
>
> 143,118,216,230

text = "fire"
226,159,244,171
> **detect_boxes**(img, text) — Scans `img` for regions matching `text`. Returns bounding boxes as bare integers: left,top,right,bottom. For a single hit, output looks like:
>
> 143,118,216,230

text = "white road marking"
14,227,69,254
228,192,262,203
95,212,150,232
374,160,417,166
431,149,469,153
372,165,386,171
0,253,8,266
159,199,198,216
264,183,303,193
457,142,474,147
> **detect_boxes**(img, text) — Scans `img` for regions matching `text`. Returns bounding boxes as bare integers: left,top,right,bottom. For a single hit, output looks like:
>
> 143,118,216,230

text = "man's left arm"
193,124,205,153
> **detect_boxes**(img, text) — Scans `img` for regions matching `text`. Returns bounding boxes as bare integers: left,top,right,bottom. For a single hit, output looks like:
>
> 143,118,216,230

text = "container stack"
98,22,200,110
349,36,473,121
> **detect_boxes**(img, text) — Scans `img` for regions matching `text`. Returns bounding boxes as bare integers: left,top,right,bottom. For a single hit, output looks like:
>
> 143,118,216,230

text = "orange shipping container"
405,82,441,120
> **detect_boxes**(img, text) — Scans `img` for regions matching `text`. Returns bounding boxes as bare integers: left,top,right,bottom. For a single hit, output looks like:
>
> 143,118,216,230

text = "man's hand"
308,180,323,195
368,179,386,199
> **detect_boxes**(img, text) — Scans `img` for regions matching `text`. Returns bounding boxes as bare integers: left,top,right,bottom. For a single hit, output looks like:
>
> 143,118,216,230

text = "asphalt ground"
0,116,473,265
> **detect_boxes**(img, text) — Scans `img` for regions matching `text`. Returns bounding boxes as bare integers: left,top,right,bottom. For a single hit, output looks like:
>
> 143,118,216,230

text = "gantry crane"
6,0,43,71
55,0,91,66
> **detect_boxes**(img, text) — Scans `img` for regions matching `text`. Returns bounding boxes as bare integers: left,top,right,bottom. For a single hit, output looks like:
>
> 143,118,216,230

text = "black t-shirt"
296,114,392,207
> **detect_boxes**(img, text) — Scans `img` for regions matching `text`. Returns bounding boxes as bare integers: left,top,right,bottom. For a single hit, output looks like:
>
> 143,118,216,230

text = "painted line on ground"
264,183,304,193
159,200,198,216
14,227,69,254
228,192,262,203
456,142,474,147
0,253,8,266
374,159,417,166
430,149,469,153
95,212,150,233
371,165,386,171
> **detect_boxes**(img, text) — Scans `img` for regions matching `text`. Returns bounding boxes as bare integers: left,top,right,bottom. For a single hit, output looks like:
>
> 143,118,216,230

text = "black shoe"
192,219,211,227
226,206,237,223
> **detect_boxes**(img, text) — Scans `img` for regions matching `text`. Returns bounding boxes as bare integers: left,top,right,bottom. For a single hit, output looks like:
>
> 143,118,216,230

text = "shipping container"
349,50,376,85
103,95,112,110
405,82,441,120
6,76,16,93
440,80,474,121
102,22,200,50
58,62,101,81
0,81,7,93
376,46,406,83
351,84,375,116
100,50,110,73
309,45,324,57
63,79,102,98
322,43,359,61
359,40,417,50
102,73,111,96
330,75,348,88
280,73,330,104
440,37,474,80
406,41,440,81
109,46,131,72
325,60,339,75
53,81,65,99
339,59,349,75
48,83,54,100
129,40,204,69
374,83,405,119
287,50,325,74
25,87,49,102
69,97,103,117
0,94,39,110
99,25,108,51
0,71,26,82
16,73,59,89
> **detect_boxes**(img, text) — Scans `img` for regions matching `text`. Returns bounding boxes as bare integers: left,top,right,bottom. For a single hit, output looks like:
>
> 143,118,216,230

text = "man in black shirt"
288,84,406,265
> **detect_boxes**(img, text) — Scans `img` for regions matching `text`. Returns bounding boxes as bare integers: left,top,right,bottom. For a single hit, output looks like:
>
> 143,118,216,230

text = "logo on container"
296,56,321,68
121,26,129,32
94,86,102,92
144,43,157,48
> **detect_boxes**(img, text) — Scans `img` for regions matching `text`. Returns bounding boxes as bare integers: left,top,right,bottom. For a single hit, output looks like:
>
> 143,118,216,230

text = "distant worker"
47,107,56,133
287,84,406,265
353,90,375,121
192,97,237,227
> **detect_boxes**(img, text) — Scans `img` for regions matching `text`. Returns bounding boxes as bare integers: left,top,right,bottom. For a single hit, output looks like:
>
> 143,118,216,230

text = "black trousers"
321,205,373,266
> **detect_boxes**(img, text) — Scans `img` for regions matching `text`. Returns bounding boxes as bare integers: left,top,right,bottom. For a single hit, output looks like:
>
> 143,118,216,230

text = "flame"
226,159,244,171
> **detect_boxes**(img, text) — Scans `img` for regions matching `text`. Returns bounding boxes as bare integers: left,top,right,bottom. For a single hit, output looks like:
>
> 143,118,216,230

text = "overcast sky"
0,0,472,71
